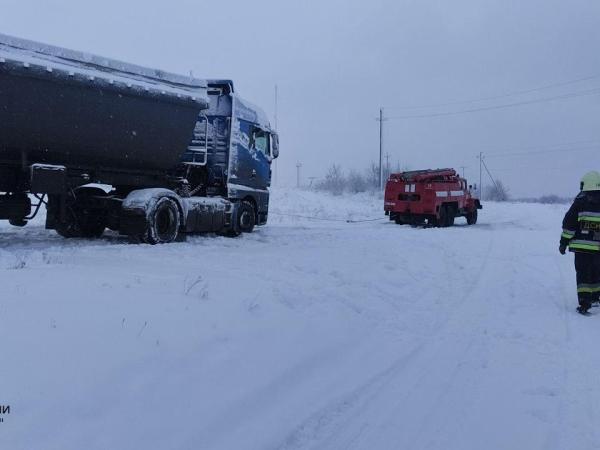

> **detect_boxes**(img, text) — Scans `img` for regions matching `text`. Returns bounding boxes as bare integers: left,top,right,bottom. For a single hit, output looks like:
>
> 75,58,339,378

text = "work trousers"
575,252,600,308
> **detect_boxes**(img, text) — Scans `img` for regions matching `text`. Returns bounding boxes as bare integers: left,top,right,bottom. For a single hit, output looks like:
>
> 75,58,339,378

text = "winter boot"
577,305,591,315
578,297,592,315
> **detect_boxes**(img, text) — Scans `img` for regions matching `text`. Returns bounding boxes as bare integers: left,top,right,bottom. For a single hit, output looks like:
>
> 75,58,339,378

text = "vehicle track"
273,233,497,450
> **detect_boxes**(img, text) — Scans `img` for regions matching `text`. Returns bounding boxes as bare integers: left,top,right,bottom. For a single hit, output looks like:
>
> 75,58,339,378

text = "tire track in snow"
272,234,497,450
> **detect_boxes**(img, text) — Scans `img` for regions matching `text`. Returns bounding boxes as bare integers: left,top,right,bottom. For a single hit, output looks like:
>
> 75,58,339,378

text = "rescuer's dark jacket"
561,191,600,253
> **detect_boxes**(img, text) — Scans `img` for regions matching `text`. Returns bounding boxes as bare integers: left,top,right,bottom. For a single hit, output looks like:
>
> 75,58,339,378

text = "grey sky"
1,0,599,196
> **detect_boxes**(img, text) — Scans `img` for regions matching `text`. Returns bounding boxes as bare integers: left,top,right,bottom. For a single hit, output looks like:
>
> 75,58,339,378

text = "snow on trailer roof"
0,33,209,107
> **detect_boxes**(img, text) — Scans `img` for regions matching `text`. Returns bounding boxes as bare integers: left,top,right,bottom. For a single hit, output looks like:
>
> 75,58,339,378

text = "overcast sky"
1,0,599,196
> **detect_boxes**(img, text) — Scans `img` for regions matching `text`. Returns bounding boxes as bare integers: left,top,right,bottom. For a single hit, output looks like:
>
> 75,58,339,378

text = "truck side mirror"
271,132,279,159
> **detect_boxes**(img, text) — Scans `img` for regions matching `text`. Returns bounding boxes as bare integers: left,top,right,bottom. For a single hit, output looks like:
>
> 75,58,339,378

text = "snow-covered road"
1,189,597,450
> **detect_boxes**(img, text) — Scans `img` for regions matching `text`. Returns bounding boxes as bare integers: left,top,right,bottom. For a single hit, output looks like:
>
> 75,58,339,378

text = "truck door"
233,119,272,190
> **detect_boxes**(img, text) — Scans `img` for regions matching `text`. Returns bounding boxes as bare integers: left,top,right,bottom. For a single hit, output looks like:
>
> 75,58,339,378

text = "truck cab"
182,80,278,227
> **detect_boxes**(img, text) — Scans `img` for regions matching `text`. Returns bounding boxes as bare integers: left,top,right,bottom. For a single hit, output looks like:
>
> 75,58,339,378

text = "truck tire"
446,206,455,227
144,197,181,244
436,206,447,228
55,208,82,238
56,211,105,238
239,201,256,233
226,201,255,237
466,209,478,225
55,187,107,238
436,205,455,227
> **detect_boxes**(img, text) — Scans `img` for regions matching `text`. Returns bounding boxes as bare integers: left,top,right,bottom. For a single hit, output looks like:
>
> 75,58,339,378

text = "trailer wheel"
55,208,82,238
145,197,180,244
54,188,107,238
466,209,478,225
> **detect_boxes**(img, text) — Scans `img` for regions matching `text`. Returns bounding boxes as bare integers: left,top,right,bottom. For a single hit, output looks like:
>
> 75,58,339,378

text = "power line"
481,138,600,156
389,73,600,111
489,162,592,172
387,87,600,120
484,144,600,159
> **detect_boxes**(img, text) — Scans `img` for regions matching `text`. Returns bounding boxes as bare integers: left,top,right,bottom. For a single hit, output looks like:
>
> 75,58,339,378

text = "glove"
559,244,567,255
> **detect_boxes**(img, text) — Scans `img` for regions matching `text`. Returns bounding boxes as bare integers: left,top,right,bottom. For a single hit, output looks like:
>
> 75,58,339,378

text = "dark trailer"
0,34,279,243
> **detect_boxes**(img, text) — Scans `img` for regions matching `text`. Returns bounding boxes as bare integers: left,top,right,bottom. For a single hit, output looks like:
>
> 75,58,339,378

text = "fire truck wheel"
446,206,455,227
436,207,448,227
466,210,478,225
394,216,405,225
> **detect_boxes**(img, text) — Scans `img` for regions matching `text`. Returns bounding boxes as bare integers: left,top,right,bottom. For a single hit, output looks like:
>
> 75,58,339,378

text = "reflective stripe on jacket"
561,191,600,253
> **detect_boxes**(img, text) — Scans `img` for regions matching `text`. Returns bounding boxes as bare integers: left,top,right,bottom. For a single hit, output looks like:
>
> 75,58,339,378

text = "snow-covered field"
0,188,595,450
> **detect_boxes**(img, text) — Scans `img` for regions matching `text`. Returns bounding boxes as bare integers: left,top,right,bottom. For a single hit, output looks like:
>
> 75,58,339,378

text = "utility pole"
376,108,388,190
481,157,500,195
296,162,302,188
274,84,278,130
478,152,483,201
273,84,278,187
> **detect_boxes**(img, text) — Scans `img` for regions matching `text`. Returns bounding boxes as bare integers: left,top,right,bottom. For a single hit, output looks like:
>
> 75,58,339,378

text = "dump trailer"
384,168,481,227
0,34,279,243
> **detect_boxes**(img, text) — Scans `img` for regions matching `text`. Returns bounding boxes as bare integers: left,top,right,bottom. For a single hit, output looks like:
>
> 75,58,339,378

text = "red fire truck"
384,168,482,227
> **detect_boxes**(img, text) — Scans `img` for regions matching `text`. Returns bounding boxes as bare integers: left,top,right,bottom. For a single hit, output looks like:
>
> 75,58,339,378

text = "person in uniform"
560,171,600,314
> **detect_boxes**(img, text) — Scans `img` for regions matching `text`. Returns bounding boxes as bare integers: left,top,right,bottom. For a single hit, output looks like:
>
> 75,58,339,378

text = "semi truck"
0,34,278,243
384,168,481,227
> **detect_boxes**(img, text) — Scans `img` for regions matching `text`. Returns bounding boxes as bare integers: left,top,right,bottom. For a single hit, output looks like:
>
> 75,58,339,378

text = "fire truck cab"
384,168,482,227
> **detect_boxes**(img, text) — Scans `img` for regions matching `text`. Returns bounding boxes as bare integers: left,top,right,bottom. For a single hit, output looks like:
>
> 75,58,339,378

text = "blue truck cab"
183,81,279,227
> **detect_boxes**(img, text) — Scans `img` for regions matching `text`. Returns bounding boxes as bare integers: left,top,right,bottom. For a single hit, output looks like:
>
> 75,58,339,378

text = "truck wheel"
238,201,256,233
55,208,82,238
145,197,180,244
446,206,455,227
394,216,405,225
436,207,447,228
437,205,455,227
80,217,106,237
466,210,478,225
54,188,107,238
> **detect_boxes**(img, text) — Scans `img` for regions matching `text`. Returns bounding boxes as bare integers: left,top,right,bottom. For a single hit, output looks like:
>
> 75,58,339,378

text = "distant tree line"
312,163,395,195
484,179,510,202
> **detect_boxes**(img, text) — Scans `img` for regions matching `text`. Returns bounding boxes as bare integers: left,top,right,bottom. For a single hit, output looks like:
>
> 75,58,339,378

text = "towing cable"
269,212,387,223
